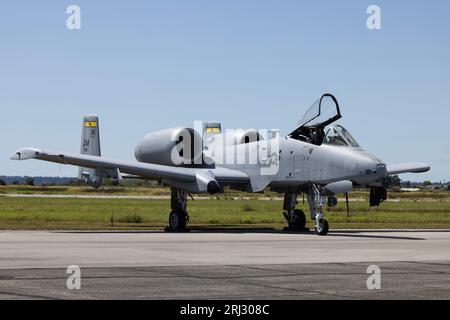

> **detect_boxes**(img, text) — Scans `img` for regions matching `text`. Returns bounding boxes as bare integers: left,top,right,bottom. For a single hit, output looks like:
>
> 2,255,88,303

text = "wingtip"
10,153,20,160
10,148,41,160
415,162,431,173
386,162,431,175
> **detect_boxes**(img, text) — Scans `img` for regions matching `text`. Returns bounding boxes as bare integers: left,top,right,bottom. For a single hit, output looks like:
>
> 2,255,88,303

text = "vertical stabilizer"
81,115,101,156
203,121,222,148
79,115,103,188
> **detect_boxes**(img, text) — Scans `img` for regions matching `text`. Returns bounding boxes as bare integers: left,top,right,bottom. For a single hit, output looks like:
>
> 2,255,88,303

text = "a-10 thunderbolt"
11,94,430,235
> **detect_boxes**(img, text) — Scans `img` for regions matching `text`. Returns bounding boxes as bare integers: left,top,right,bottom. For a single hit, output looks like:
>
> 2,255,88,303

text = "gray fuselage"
202,136,387,192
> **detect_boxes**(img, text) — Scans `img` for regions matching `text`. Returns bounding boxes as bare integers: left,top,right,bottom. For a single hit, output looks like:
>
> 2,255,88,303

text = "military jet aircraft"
11,94,430,235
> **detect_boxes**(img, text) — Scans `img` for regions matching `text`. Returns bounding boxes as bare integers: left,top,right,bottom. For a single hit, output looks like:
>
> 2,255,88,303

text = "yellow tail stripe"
84,121,97,127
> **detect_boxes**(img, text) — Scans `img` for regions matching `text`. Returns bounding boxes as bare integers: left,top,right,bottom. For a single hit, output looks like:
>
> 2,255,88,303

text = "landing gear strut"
166,188,190,232
282,193,307,231
307,185,329,236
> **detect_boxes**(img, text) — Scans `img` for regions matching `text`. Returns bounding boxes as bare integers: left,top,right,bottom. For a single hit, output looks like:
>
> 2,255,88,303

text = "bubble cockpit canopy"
323,125,361,148
296,94,342,129
290,93,342,145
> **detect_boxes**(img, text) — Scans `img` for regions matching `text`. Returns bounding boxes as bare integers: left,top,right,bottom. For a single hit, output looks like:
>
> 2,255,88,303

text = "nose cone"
348,149,387,186
375,162,387,178
357,151,387,177
353,159,387,186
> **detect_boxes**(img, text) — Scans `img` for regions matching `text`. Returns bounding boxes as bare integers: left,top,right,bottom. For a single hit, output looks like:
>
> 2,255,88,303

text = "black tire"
169,210,188,230
288,209,306,231
315,218,329,236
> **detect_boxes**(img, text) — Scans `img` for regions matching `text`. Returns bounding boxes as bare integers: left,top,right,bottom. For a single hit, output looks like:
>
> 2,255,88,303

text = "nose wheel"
307,185,330,236
315,218,329,236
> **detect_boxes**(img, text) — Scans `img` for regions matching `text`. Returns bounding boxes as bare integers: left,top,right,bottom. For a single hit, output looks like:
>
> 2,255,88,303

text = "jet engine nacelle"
135,128,203,166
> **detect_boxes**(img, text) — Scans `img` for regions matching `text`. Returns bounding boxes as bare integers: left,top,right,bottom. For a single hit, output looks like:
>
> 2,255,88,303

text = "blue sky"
1,0,449,181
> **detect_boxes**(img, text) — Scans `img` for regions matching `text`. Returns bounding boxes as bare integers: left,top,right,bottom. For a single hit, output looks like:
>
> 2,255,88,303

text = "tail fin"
81,115,101,157
79,115,103,188
203,121,222,147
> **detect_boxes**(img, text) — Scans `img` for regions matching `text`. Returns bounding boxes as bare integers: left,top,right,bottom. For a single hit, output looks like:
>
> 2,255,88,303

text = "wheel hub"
170,213,180,229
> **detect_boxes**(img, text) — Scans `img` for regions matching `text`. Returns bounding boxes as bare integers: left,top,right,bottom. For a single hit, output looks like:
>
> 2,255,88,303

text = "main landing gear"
282,184,329,236
282,193,307,231
165,188,190,232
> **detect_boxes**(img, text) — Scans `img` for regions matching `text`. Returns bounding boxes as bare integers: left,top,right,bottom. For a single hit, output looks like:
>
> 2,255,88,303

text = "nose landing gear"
307,185,329,236
315,218,329,236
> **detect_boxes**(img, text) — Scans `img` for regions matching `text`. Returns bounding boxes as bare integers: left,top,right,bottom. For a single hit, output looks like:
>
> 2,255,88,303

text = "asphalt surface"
0,230,449,299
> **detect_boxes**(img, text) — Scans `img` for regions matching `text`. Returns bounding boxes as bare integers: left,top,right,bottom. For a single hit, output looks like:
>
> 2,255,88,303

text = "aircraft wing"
386,162,430,175
10,147,250,192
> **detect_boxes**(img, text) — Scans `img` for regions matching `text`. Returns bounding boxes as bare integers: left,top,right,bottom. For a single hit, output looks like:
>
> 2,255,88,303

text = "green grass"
2,185,449,200
0,185,169,196
0,195,449,230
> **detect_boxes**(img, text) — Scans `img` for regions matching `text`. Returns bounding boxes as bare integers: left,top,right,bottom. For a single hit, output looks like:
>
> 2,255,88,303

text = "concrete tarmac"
0,230,449,299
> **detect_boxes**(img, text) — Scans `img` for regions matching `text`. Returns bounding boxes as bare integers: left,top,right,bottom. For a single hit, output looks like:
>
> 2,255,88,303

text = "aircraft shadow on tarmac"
324,233,425,240
59,227,426,240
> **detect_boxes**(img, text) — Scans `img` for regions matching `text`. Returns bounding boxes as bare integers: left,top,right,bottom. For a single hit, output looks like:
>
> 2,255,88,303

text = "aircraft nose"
375,162,387,178
353,160,387,186
358,152,387,178
365,157,387,180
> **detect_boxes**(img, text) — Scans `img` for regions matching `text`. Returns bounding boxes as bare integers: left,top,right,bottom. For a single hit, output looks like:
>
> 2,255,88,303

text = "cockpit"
323,125,361,148
289,93,341,146
289,93,361,148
